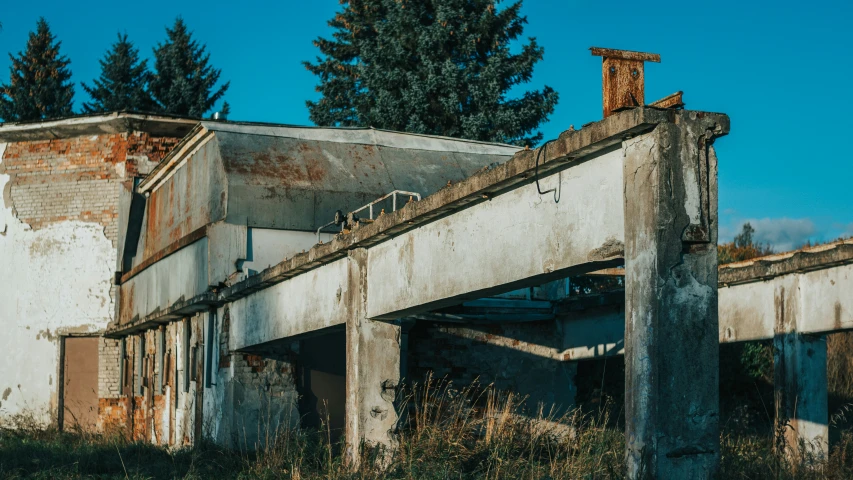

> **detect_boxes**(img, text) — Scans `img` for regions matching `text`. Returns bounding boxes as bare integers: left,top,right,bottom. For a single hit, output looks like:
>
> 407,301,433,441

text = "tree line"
1,1,557,145
0,17,228,122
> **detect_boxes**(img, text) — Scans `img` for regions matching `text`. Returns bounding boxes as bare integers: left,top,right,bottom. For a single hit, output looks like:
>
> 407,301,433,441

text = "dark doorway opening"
296,330,346,441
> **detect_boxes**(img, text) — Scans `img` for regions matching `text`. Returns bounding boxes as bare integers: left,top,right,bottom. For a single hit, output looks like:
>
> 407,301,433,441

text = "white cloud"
738,217,816,252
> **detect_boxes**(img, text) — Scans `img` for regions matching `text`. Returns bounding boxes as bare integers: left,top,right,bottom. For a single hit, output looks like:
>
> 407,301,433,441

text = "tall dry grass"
3,376,853,478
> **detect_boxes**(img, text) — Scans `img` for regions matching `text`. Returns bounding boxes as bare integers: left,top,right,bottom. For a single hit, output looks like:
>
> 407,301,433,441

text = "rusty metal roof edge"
0,111,199,142
200,121,522,154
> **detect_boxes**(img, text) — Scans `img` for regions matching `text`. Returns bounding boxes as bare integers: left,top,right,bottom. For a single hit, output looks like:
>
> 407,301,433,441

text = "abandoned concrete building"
1,48,851,477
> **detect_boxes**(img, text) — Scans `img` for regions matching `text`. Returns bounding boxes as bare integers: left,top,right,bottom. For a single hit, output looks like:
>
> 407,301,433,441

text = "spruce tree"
0,18,74,122
82,33,156,113
150,17,229,117
304,0,558,146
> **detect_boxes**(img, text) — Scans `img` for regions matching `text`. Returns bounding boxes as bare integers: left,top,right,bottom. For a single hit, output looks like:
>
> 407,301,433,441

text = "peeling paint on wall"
0,139,122,425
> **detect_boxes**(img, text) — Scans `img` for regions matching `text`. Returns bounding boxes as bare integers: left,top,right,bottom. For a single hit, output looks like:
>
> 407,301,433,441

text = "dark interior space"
296,330,347,440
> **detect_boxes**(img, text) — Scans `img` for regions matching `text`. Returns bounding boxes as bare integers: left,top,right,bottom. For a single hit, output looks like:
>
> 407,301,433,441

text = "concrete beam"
366,146,625,319
344,249,401,466
229,257,351,352
118,238,210,327
555,257,853,359
623,115,724,478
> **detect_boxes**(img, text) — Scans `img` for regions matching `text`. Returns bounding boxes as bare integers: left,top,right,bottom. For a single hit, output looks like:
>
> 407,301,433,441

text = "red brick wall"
1,133,180,243
98,397,130,435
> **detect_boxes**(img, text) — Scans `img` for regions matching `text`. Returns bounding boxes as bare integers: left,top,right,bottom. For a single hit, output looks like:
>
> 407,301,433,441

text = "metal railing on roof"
316,190,421,243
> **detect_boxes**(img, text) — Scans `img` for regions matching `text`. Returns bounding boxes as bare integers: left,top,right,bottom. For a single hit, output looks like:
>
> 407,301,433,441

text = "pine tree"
82,33,156,113
0,18,74,122
304,0,558,146
150,17,229,117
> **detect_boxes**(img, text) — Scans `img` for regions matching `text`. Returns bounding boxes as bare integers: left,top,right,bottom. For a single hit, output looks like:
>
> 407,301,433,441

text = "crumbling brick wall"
214,307,300,448
1,133,180,244
98,338,122,398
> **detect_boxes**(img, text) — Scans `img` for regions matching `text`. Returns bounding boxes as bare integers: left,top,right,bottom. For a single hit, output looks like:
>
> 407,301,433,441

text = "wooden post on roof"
591,47,661,118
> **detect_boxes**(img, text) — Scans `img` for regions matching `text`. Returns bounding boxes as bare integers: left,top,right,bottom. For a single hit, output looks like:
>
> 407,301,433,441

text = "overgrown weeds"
3,378,853,479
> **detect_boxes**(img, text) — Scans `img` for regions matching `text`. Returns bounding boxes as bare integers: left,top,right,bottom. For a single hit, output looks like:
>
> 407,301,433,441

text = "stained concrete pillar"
623,113,726,478
344,248,401,466
774,331,828,460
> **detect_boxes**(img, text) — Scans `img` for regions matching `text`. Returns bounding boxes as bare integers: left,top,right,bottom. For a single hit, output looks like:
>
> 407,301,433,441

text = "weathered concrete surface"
345,249,401,466
366,147,624,319
113,122,519,336
0,141,115,424
556,241,853,358
229,257,351,351
623,112,727,478
720,241,853,340
118,238,209,326
240,229,334,278
205,306,300,450
108,110,670,339
211,109,669,317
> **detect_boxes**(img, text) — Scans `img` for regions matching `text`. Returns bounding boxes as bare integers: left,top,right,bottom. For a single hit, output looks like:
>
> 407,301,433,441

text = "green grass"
3,379,853,479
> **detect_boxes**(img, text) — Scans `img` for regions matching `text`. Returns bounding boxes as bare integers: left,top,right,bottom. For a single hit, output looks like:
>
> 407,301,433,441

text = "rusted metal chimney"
590,47,661,118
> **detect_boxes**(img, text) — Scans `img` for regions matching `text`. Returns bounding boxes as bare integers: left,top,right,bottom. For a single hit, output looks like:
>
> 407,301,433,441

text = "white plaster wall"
0,142,115,424
798,262,853,334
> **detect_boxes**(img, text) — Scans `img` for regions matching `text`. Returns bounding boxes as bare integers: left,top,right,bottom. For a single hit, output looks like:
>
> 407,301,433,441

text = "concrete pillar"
623,114,723,478
345,248,401,466
774,332,828,460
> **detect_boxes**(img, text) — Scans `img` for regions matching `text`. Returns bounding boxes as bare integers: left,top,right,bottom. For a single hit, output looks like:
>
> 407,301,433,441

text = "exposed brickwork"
97,397,129,434
132,396,147,441
219,308,231,369
0,133,180,244
98,338,122,398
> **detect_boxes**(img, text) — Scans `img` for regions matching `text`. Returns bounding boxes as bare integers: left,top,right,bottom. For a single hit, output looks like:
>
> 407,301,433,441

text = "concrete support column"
345,248,401,466
623,114,723,478
774,331,828,460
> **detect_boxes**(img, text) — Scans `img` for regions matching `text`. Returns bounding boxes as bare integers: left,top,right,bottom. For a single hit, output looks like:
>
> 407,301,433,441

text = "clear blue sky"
2,1,850,251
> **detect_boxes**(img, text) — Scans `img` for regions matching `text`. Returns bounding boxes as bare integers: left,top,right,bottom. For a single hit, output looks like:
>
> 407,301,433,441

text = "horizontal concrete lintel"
105,293,216,338
558,261,853,360
719,240,853,286
370,260,623,321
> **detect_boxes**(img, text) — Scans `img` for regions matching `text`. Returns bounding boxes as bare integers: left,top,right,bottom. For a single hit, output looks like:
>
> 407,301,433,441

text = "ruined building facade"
2,99,850,478
0,113,578,446
0,114,195,428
